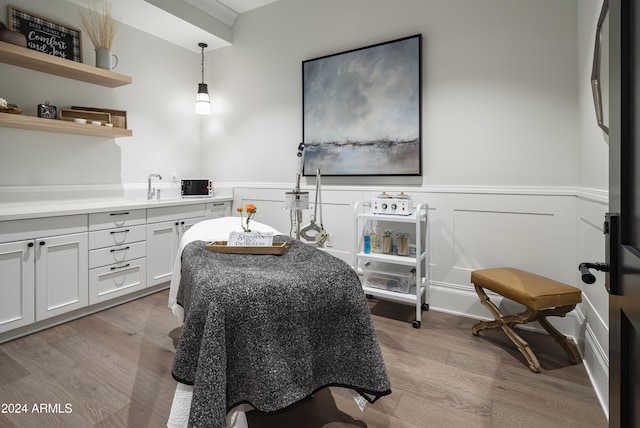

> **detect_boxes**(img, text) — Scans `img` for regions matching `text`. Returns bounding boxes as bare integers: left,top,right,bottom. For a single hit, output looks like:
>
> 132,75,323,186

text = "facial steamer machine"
286,143,329,246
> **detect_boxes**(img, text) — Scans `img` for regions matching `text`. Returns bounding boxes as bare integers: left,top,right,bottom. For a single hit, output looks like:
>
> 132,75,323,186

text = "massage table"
166,217,390,428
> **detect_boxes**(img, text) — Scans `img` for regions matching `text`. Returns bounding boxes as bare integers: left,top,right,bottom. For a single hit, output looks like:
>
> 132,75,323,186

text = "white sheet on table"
167,383,251,428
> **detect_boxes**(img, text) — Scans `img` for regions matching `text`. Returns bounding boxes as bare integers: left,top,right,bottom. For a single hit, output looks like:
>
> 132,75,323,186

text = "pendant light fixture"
195,42,211,115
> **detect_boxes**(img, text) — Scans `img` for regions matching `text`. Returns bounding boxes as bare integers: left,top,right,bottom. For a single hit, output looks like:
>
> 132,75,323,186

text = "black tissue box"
37,101,57,119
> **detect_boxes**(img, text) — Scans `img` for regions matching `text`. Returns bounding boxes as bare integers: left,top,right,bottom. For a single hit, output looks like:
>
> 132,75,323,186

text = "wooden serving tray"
72,106,127,129
205,240,291,255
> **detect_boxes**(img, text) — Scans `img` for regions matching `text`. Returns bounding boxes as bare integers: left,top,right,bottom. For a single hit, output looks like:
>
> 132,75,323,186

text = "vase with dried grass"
79,2,119,70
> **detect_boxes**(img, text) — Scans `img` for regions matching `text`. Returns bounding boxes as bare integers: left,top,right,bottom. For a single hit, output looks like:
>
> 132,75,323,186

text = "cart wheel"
412,320,421,329
421,303,430,311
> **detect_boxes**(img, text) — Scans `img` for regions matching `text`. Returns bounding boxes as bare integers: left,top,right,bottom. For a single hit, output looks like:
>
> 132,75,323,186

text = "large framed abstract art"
302,34,422,176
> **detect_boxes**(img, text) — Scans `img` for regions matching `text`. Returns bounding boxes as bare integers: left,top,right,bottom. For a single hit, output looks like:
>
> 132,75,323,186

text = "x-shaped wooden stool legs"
471,285,579,373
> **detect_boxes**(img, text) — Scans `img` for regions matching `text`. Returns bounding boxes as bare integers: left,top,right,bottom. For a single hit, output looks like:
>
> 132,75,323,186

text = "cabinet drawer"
147,204,205,223
0,214,87,243
89,225,146,249
89,209,146,231
89,257,146,305
89,241,146,269
206,201,230,219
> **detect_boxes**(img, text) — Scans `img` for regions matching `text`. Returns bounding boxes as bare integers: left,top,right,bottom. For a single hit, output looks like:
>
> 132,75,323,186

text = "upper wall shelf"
0,41,132,88
0,113,133,138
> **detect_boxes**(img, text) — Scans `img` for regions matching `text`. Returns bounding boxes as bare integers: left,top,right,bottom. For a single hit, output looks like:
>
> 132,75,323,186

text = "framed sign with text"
8,6,82,62
227,231,274,247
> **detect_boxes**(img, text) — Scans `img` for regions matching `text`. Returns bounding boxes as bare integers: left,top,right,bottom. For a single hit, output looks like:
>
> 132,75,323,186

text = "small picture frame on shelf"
8,5,82,62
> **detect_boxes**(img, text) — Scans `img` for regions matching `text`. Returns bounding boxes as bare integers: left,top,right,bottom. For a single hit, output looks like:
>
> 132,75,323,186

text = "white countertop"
0,196,233,222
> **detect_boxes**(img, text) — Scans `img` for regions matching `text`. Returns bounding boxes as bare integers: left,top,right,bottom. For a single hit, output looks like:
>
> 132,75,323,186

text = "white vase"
95,48,118,70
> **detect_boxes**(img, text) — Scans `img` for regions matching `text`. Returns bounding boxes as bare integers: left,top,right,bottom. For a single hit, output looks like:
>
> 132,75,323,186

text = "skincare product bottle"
373,223,381,252
369,223,377,253
364,229,371,254
382,230,393,254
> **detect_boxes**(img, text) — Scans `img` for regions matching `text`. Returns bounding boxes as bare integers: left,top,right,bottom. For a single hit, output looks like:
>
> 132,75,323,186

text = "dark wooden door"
608,1,640,426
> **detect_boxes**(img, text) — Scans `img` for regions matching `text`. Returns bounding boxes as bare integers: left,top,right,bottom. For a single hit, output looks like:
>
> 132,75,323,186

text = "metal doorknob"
578,262,609,284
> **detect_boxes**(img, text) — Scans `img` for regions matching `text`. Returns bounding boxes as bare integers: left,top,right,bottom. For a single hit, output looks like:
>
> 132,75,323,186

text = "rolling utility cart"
353,200,430,328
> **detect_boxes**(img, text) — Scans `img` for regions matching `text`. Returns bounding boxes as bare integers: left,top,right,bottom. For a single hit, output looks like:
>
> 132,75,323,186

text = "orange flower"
238,203,257,232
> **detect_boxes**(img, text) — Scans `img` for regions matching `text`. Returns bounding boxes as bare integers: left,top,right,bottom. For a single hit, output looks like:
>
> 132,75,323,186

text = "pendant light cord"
201,45,205,84
199,42,208,84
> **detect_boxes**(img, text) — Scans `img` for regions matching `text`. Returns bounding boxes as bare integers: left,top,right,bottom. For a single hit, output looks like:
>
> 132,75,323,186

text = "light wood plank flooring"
0,290,607,427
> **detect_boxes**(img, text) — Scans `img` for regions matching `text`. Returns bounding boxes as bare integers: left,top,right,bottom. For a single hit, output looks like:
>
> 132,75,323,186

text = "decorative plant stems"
79,2,118,50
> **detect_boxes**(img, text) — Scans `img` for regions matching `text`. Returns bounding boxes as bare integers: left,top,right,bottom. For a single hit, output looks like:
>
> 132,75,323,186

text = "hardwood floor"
0,289,607,428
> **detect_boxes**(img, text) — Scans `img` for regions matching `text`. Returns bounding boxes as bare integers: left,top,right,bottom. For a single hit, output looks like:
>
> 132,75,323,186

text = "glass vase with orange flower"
236,203,257,232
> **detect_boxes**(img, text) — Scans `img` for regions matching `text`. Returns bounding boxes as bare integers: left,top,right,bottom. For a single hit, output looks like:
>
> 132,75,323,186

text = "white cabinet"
206,201,231,219
35,232,89,320
0,215,88,328
0,240,35,333
353,201,430,328
88,209,146,305
0,198,229,341
146,204,205,287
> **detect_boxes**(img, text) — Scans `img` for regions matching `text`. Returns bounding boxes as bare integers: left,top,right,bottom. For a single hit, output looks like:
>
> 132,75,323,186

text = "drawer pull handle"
27,242,34,248
109,212,130,216
110,246,130,253
110,229,130,235
110,263,130,271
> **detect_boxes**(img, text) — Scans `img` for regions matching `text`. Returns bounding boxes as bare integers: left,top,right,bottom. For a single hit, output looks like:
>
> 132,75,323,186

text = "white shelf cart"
353,201,430,328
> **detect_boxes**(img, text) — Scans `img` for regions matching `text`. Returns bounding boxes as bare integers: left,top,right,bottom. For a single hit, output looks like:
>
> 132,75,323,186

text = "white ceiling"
68,0,278,53
192,0,279,16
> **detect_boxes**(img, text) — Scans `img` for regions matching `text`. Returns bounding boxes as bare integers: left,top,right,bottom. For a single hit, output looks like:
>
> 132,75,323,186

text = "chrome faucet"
147,174,162,200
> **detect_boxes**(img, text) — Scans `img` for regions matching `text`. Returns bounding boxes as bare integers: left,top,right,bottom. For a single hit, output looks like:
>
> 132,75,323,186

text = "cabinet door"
146,216,205,287
0,240,35,333
35,233,88,321
146,220,180,287
206,202,230,219
180,216,205,235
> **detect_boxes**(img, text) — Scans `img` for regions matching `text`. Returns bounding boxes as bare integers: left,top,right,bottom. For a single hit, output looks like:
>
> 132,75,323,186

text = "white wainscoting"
235,185,578,314
576,191,609,417
232,183,609,417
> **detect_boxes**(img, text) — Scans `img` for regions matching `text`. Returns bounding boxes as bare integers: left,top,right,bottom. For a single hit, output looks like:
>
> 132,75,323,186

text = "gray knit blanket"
172,235,391,428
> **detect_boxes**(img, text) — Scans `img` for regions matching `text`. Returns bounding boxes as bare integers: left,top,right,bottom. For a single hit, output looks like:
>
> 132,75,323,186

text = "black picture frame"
8,5,82,63
590,0,609,134
302,34,422,176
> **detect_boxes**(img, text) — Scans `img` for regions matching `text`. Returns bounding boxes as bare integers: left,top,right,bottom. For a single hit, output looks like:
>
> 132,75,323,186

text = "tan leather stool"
470,268,582,373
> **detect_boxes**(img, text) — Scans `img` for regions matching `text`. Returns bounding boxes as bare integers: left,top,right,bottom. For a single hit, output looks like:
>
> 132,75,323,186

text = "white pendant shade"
195,83,211,115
